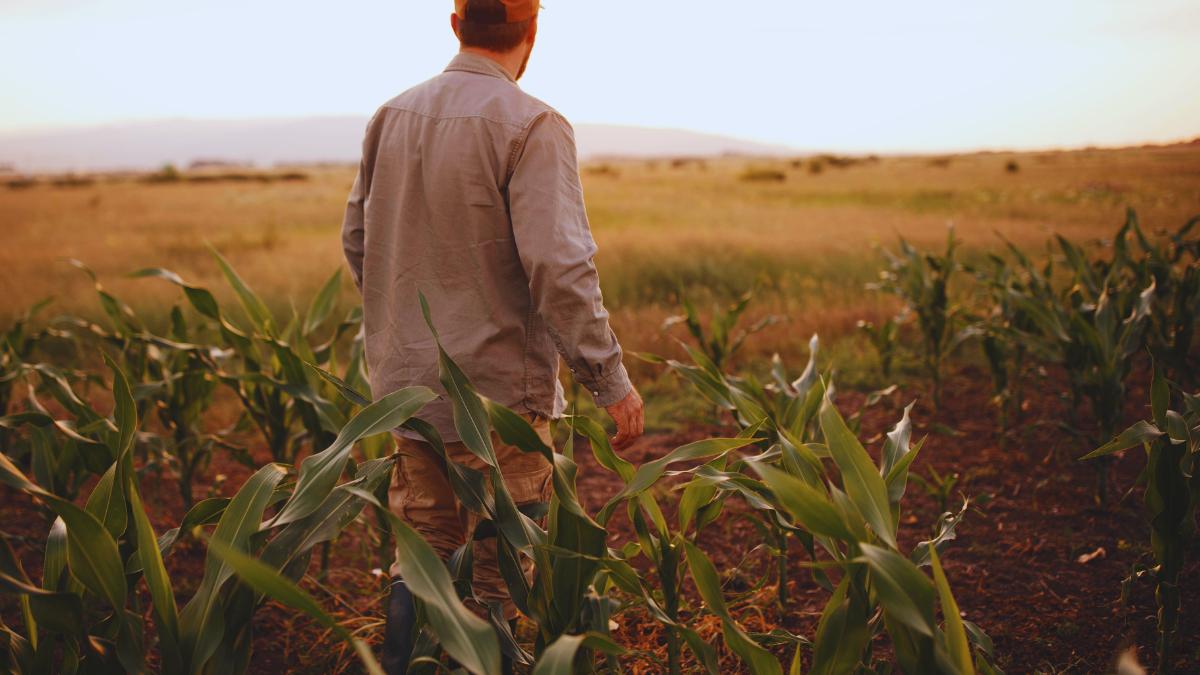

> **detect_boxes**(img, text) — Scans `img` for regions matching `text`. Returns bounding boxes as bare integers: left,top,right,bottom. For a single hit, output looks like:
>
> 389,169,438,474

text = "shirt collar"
444,52,517,84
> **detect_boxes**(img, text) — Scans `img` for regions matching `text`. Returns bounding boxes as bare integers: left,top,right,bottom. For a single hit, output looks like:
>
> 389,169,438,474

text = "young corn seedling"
0,299,52,453
912,466,961,517
872,228,963,411
966,250,1045,440
749,392,998,673
1082,365,1199,674
1118,210,1200,388
662,289,781,372
1013,215,1156,504
652,310,998,673
857,314,901,381
1,361,121,507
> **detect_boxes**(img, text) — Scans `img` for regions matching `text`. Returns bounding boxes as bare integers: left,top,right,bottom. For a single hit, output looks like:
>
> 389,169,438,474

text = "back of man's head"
455,0,538,53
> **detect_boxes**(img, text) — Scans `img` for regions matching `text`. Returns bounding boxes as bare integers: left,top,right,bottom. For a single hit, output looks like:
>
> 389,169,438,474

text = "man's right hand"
606,387,644,451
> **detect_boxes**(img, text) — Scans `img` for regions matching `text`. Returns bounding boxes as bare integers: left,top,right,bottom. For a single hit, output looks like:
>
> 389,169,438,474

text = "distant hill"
0,117,794,173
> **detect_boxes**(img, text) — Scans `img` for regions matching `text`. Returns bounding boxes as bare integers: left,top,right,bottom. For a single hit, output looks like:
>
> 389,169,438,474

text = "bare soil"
3,361,1198,673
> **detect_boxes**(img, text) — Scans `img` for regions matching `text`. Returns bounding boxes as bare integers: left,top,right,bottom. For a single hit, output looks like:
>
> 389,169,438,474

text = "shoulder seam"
505,110,558,186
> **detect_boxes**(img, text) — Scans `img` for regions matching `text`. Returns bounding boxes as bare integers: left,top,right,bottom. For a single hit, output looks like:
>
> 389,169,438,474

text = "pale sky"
2,0,1198,152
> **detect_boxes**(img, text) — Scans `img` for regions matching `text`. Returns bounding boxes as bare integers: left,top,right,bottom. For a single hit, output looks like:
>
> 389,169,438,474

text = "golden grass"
2,145,1197,370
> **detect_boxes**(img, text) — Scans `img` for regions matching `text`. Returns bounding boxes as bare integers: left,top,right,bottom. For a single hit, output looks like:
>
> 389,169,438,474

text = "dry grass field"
3,143,1198,372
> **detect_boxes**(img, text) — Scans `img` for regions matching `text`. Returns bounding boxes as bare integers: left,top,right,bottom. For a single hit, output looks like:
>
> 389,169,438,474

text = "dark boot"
382,578,416,675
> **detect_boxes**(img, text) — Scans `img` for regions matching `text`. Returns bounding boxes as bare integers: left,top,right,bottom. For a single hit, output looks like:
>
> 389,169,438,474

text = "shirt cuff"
586,361,633,408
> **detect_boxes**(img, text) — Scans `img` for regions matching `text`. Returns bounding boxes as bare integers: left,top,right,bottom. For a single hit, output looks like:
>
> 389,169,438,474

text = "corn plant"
648,313,998,672
0,299,52,451
1011,216,1156,504
872,228,963,410
857,315,901,380
572,415,762,674
966,250,1046,439
62,263,237,509
0,362,117,507
1082,365,1198,674
644,333,826,607
662,290,780,371
135,252,360,465
750,390,998,673
912,466,962,516
0,357,435,674
1117,211,1200,388
410,294,627,670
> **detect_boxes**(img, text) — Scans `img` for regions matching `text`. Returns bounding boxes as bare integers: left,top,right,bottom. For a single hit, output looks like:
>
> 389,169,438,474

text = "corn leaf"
270,385,435,527
929,546,973,674
819,396,897,548
345,487,500,675
207,538,384,675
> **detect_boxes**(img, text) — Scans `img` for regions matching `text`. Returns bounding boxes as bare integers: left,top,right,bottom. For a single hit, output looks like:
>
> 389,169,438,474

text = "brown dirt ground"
2,360,1198,674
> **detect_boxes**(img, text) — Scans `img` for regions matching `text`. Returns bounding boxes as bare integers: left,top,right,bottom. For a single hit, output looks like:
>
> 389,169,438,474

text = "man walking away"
341,1,644,672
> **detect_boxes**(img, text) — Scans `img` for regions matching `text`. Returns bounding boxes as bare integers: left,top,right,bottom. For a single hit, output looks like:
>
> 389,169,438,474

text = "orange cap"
455,0,539,24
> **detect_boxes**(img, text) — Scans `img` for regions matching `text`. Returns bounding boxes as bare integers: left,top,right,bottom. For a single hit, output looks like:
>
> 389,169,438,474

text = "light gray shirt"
342,52,631,441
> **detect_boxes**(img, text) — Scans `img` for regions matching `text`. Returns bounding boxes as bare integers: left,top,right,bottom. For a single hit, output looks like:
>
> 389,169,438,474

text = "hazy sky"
2,0,1198,152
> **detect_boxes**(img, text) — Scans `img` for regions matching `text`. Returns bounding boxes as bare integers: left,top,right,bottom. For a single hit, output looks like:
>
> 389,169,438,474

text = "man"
341,0,643,671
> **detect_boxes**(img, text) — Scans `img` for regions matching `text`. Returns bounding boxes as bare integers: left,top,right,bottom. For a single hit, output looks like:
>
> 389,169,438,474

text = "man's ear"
450,12,462,40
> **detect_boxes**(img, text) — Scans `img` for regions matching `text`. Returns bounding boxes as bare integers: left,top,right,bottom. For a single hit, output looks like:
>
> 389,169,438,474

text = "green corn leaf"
881,402,915,477
418,304,542,556
180,463,287,671
206,538,384,675
83,463,127,539
858,543,935,637
270,385,435,528
598,438,754,523
810,575,870,675
128,482,182,672
929,546,973,674
1150,363,1169,429
819,395,897,548
751,462,855,542
345,487,500,675
0,452,127,611
126,498,229,575
419,293,498,469
42,518,67,592
261,458,394,572
533,632,623,675
303,269,342,336
305,360,372,407
487,400,597,526
682,539,782,675
209,244,276,336
1081,420,1164,460
571,415,636,484
105,355,136,459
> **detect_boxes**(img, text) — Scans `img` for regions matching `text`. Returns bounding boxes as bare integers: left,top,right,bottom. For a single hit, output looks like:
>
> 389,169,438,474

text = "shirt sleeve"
508,111,632,407
341,161,366,291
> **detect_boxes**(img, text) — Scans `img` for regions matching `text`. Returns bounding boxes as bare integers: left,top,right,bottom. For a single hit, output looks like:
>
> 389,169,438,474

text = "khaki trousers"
388,418,554,620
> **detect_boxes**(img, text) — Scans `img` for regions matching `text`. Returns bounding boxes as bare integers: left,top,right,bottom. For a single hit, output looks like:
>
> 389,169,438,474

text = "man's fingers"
612,426,630,449
612,412,634,449
606,387,644,451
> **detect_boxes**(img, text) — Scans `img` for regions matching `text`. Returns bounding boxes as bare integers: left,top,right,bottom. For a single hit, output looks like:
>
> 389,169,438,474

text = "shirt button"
592,390,600,396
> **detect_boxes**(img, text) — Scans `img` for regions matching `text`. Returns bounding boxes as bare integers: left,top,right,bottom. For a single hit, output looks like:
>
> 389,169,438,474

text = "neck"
459,45,525,80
